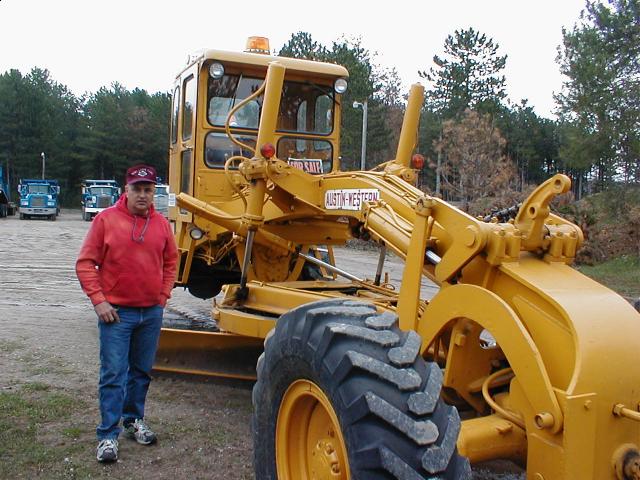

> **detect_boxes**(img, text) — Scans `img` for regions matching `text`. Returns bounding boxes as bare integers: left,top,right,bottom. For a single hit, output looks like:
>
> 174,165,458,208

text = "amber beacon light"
245,36,270,54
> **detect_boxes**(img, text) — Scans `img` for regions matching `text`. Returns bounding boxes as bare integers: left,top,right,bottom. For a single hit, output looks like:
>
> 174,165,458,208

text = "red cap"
126,164,157,185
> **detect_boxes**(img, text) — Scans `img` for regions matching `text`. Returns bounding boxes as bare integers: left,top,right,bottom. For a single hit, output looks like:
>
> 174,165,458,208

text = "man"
76,164,178,463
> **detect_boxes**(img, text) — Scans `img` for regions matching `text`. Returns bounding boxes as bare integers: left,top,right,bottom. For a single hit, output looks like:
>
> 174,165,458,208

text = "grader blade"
153,328,263,380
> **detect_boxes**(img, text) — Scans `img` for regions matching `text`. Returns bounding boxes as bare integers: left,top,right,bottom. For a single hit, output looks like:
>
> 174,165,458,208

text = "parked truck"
81,179,120,221
0,166,17,217
153,183,170,218
18,179,60,220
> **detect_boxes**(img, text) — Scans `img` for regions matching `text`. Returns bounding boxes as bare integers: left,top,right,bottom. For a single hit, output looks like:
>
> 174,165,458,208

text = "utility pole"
41,152,46,180
353,100,368,170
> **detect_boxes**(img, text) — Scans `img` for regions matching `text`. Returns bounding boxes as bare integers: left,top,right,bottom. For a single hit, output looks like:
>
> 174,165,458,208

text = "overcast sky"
0,0,586,118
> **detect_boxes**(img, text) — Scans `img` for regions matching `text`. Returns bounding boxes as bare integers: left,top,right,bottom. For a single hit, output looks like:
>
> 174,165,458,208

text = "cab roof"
83,179,118,185
178,49,349,80
20,179,59,185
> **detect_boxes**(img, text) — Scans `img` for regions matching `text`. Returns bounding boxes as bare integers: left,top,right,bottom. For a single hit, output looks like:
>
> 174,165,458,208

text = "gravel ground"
0,209,523,479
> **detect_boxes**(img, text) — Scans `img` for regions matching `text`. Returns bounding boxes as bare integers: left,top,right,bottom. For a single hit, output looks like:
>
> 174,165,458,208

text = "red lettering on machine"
323,189,380,211
287,158,324,174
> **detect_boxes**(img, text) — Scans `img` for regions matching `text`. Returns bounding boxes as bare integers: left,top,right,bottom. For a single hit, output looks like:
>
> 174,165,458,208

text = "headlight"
334,78,348,94
209,62,225,79
47,201,55,206
189,227,204,240
20,200,28,206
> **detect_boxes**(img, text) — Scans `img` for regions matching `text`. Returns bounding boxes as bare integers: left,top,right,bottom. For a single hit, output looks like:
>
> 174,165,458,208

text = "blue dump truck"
18,179,60,220
81,179,120,221
0,166,17,218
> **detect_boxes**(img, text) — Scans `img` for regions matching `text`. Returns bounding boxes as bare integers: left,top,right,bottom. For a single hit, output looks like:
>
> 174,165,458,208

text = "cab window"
314,95,332,135
182,76,196,141
296,101,308,152
208,75,262,128
205,132,257,169
179,151,191,214
278,138,333,174
28,185,50,194
88,187,113,195
171,86,180,144
278,82,334,134
207,72,335,136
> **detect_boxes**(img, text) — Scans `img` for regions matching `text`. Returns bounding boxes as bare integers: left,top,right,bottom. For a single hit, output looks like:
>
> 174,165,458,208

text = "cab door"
169,64,198,223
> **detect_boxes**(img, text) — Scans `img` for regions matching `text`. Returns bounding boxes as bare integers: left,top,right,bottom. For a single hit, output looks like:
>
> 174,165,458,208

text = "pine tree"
420,28,507,118
556,0,640,190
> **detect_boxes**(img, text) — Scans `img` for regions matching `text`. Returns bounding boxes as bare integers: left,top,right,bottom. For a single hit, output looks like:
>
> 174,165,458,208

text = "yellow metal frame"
160,46,640,480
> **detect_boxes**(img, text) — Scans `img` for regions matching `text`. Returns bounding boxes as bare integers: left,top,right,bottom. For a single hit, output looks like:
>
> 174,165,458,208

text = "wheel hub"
276,379,349,479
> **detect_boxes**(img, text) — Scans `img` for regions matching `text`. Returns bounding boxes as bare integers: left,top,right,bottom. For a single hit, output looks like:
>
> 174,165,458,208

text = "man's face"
126,182,155,215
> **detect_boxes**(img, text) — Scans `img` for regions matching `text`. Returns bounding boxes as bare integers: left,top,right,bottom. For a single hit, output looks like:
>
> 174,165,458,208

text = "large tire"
252,298,471,480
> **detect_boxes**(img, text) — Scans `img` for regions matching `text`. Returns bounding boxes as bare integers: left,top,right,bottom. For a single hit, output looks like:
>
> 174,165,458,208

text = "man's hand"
159,294,168,308
94,301,120,323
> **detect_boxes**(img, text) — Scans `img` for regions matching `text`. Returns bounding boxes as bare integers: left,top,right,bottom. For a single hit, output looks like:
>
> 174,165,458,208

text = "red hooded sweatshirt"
76,194,178,307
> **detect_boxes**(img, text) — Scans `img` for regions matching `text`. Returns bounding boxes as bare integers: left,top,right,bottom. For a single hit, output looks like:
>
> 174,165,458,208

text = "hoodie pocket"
112,273,162,303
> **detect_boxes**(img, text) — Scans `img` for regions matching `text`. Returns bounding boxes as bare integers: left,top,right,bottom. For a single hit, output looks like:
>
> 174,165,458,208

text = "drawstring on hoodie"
131,215,151,243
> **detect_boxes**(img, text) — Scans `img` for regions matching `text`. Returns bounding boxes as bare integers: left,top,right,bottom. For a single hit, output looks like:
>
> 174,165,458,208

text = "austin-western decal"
324,189,380,210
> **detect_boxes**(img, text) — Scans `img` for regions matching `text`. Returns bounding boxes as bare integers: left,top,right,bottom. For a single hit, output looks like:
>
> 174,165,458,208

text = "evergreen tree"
556,0,640,190
420,28,508,118
496,101,561,188
0,68,84,204
279,32,328,60
420,28,509,194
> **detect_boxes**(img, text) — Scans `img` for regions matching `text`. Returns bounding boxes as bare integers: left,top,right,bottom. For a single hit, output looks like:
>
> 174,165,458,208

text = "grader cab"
157,37,640,479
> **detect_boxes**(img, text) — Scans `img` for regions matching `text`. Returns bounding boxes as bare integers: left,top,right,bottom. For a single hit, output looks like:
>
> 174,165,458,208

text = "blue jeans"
97,305,163,440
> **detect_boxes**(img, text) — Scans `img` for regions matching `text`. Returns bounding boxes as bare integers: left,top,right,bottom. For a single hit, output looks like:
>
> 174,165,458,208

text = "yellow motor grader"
157,37,640,479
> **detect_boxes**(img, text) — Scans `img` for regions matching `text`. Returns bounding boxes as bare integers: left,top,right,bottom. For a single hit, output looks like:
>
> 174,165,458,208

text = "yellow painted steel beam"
394,84,424,167
216,307,277,339
419,283,564,434
396,197,432,331
458,415,527,464
216,281,397,339
154,328,263,380
176,193,294,255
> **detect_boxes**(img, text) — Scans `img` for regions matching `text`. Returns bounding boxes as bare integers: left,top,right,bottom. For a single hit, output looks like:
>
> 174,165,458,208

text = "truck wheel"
0,204,6,218
252,298,471,480
83,212,90,221
19,213,24,220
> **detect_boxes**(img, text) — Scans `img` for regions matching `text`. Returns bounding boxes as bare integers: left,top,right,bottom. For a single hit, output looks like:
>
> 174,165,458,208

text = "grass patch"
0,338,24,354
0,385,88,478
22,382,51,392
62,426,84,439
577,255,640,298
18,351,76,377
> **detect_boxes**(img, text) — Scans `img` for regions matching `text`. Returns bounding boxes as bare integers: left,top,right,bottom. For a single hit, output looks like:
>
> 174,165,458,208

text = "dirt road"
0,210,521,479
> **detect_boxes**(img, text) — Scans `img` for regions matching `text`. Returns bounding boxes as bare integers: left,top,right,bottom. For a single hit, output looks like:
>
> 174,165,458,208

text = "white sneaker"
124,419,157,445
96,438,118,462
